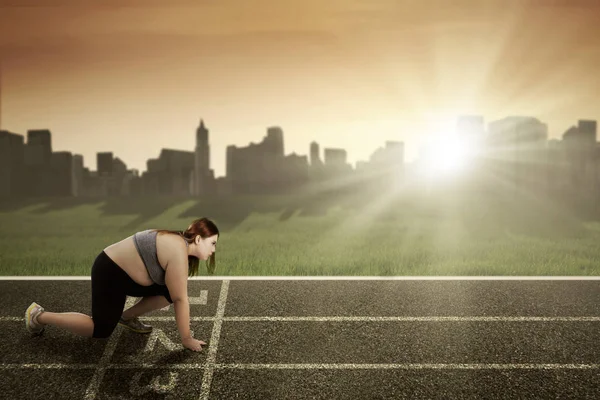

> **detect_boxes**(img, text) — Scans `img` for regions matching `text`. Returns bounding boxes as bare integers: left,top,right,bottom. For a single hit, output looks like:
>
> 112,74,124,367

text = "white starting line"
2,363,600,370
3,316,600,323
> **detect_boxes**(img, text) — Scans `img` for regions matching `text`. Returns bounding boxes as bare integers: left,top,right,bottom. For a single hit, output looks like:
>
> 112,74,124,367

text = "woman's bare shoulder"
156,232,187,262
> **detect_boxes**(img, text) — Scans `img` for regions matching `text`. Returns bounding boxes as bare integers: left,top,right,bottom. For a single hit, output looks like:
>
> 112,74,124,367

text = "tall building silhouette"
0,130,25,198
144,149,194,195
265,126,284,156
487,116,548,195
561,119,598,193
97,152,113,177
226,126,307,194
22,130,52,196
194,119,210,195
324,148,347,167
310,141,322,166
578,120,597,144
0,59,3,131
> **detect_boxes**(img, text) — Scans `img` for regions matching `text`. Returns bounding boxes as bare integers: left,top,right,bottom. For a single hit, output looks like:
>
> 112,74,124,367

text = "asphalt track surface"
1,278,600,399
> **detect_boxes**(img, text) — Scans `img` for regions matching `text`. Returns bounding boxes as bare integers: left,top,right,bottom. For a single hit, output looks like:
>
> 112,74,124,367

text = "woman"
25,217,219,352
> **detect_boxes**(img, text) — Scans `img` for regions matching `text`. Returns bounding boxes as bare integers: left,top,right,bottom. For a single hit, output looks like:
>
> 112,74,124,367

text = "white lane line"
220,316,600,322
0,364,98,369
110,363,207,369
83,296,135,400
83,328,123,399
159,290,209,311
0,277,94,280
2,363,599,370
3,276,600,280
0,316,216,322
216,363,600,370
0,363,206,369
4,316,600,323
199,280,230,400
189,290,208,305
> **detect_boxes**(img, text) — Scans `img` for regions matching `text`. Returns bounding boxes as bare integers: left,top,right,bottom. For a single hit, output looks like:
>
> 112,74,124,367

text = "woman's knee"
92,321,118,339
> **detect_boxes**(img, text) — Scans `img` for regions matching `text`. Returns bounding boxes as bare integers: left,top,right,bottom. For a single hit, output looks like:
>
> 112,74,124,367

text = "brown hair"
154,217,219,276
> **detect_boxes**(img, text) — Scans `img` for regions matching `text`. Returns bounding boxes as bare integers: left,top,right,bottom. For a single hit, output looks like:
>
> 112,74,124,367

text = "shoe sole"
118,321,152,334
25,303,44,335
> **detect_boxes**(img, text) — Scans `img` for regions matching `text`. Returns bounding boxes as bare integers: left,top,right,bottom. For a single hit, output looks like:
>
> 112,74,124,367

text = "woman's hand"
182,336,207,352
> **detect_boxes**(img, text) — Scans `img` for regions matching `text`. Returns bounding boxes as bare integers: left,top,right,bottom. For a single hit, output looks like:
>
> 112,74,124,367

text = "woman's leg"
30,251,127,338
89,252,129,338
37,312,94,337
121,295,170,320
123,281,174,320
35,288,127,338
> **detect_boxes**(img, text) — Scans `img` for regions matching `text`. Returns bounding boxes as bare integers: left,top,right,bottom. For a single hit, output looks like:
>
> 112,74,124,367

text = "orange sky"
1,0,599,177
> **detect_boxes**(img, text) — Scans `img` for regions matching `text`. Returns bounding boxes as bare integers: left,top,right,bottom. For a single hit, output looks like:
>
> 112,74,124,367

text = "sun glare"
436,138,469,172
421,134,473,176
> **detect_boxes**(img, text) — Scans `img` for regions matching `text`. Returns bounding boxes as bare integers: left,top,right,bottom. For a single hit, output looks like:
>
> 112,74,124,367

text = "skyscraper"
0,58,3,131
578,120,597,145
194,119,210,195
310,141,322,166
265,126,284,156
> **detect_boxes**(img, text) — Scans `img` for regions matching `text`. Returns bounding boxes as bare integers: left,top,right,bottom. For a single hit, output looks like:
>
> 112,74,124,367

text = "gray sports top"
133,229,189,285
133,229,165,285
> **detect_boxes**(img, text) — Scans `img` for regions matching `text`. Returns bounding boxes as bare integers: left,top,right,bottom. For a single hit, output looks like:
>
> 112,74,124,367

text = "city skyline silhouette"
0,104,598,178
1,113,598,212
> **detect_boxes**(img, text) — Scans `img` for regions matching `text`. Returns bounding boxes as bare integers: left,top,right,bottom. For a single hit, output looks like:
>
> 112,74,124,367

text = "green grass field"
1,187,599,276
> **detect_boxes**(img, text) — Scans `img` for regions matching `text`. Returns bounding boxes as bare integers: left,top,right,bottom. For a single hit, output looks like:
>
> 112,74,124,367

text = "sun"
420,134,474,176
434,137,471,172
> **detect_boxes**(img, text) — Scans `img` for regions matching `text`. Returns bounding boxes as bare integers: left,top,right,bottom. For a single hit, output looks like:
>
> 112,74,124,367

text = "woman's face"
196,234,218,260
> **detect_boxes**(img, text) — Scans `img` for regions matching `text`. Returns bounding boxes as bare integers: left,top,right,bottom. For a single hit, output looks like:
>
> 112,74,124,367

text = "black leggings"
90,250,173,338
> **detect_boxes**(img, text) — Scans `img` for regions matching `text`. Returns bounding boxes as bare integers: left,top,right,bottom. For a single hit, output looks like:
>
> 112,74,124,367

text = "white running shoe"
25,302,46,335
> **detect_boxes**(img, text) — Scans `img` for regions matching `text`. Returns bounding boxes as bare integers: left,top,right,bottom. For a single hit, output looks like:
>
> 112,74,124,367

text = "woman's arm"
164,251,192,341
165,257,206,351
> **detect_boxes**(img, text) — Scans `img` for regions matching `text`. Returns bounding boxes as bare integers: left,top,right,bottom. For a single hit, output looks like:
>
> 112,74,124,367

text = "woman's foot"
25,302,46,335
118,316,153,334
